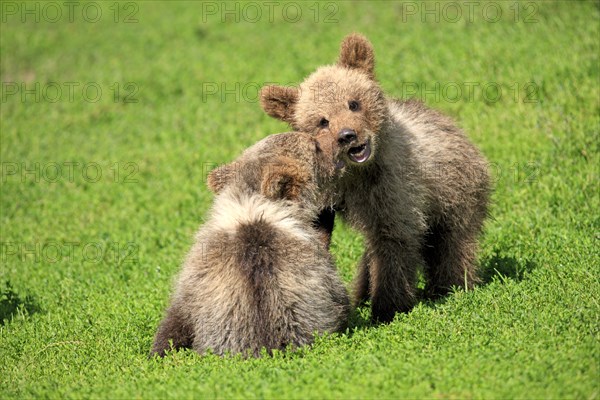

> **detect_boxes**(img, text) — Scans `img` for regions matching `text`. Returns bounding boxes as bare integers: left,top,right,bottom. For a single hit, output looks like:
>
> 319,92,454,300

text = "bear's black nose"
338,128,357,145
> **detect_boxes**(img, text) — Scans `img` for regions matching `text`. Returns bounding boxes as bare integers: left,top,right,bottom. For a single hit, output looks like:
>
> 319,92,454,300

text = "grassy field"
1,0,598,398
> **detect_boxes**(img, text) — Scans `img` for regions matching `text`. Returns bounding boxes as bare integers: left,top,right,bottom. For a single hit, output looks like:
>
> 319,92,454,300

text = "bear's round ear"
207,163,237,193
259,85,299,125
260,157,308,202
337,33,375,79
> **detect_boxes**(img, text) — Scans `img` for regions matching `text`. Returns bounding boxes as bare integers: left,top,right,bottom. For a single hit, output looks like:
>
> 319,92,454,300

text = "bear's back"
177,189,348,356
385,98,490,219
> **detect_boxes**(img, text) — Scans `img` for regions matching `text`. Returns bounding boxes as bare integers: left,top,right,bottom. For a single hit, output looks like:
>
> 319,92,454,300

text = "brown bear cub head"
207,131,338,211
260,33,386,168
207,131,340,245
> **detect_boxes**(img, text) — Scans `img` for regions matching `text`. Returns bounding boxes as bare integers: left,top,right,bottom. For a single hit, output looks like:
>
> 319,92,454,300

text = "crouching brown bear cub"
150,132,349,358
260,34,491,323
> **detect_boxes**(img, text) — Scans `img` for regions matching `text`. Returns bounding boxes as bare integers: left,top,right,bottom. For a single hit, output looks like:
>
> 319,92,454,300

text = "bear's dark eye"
349,100,360,112
319,118,329,128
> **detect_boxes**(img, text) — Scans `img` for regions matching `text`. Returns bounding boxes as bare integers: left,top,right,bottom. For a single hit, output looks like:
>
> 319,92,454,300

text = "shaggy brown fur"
260,33,491,323
150,132,350,357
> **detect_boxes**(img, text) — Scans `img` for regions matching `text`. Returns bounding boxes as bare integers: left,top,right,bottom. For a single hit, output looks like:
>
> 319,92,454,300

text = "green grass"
1,1,598,398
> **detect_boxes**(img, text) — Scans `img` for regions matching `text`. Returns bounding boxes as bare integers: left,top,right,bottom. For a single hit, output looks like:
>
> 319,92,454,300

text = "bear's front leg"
367,236,423,323
353,251,372,306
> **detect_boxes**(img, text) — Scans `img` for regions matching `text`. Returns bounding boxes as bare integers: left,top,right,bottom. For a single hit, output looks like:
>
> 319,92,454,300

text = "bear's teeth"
348,141,371,163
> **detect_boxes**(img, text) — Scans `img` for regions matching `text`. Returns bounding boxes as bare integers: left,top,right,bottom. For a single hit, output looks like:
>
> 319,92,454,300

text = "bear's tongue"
348,141,371,163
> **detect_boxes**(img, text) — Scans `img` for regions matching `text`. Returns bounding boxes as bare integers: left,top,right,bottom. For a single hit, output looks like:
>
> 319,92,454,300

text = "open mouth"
347,140,372,163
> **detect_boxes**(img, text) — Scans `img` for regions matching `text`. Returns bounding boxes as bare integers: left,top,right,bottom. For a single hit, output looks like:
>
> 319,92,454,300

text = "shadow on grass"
479,251,536,284
0,281,42,325
347,304,373,331
345,251,537,331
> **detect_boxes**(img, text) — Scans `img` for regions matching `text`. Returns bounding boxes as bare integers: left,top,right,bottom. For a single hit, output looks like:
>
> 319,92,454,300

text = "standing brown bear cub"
260,34,491,322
